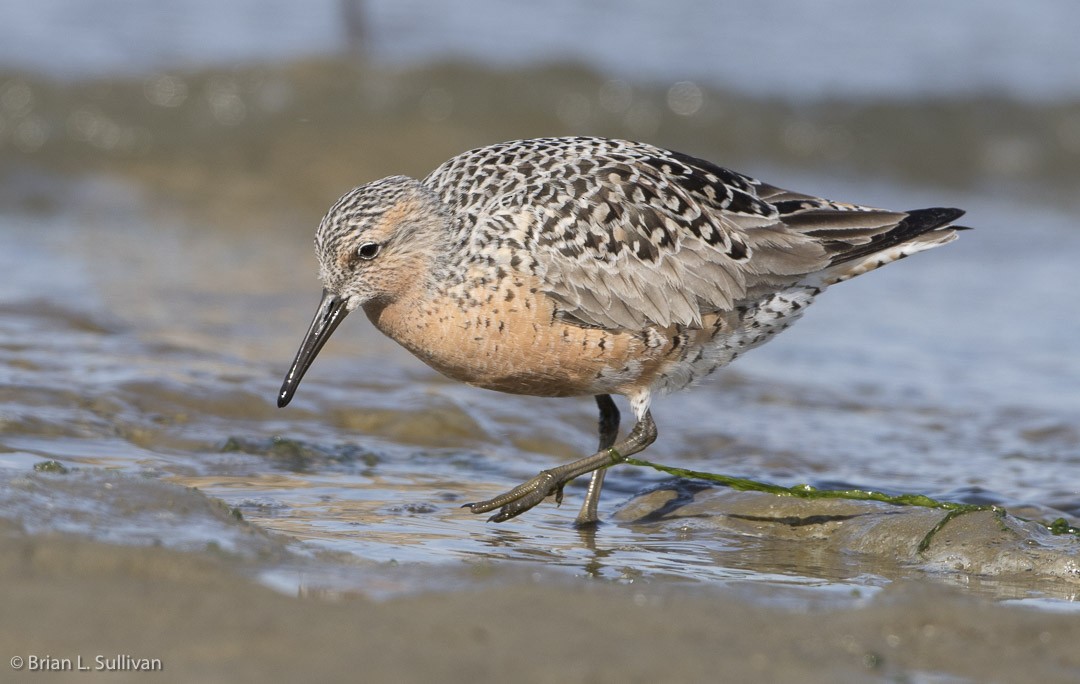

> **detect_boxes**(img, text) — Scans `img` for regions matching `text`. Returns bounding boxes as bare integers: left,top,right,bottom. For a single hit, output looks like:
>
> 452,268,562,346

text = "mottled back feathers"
420,136,963,331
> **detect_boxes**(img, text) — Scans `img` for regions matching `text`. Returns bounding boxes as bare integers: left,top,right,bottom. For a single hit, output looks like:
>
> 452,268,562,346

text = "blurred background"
2,0,1079,213
1,1,1077,594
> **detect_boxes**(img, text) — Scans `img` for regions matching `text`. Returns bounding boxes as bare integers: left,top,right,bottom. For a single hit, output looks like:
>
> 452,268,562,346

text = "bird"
276,136,966,526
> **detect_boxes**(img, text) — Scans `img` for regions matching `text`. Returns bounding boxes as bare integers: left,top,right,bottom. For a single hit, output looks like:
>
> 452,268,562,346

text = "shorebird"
277,136,966,525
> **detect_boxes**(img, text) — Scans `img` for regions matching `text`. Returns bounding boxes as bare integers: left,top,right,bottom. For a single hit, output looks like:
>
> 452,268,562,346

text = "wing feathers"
432,138,965,332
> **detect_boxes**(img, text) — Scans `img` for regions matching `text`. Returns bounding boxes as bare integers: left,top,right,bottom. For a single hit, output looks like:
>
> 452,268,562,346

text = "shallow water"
2,157,1077,605
0,48,1077,608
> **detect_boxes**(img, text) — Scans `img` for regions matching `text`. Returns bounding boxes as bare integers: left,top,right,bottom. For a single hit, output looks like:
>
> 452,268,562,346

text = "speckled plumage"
279,136,966,524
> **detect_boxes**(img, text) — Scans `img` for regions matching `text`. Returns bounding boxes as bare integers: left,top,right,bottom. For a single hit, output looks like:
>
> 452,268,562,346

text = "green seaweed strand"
624,457,1078,541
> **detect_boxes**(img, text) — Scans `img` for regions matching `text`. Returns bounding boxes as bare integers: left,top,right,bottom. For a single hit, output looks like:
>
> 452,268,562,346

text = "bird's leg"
573,394,620,526
466,409,655,523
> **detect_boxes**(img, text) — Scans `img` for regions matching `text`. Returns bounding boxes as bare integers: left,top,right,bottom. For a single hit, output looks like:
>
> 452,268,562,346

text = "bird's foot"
464,445,630,520
465,468,571,522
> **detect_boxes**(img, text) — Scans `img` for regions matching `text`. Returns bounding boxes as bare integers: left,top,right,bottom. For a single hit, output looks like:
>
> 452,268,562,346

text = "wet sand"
3,463,1079,681
5,511,1080,684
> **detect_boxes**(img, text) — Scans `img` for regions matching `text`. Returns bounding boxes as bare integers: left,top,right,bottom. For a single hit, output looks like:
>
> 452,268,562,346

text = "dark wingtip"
904,207,966,230
830,206,968,266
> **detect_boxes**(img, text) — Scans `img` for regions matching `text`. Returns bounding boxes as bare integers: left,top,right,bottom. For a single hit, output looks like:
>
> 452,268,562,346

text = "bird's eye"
357,242,381,260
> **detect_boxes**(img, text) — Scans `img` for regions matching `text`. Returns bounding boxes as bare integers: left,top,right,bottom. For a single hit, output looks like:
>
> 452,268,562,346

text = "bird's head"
278,175,449,408
315,175,449,311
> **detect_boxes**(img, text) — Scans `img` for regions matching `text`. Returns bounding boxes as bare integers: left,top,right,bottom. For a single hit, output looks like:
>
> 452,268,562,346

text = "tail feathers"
820,207,966,286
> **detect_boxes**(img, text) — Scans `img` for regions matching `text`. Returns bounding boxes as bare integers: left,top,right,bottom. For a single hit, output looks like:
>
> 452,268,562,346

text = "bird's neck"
361,280,445,368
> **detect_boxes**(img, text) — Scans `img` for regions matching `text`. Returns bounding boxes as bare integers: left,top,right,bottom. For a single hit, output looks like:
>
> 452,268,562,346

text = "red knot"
277,136,967,525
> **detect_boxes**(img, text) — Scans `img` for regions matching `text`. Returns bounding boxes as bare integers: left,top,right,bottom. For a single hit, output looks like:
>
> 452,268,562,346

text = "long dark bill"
277,290,350,408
